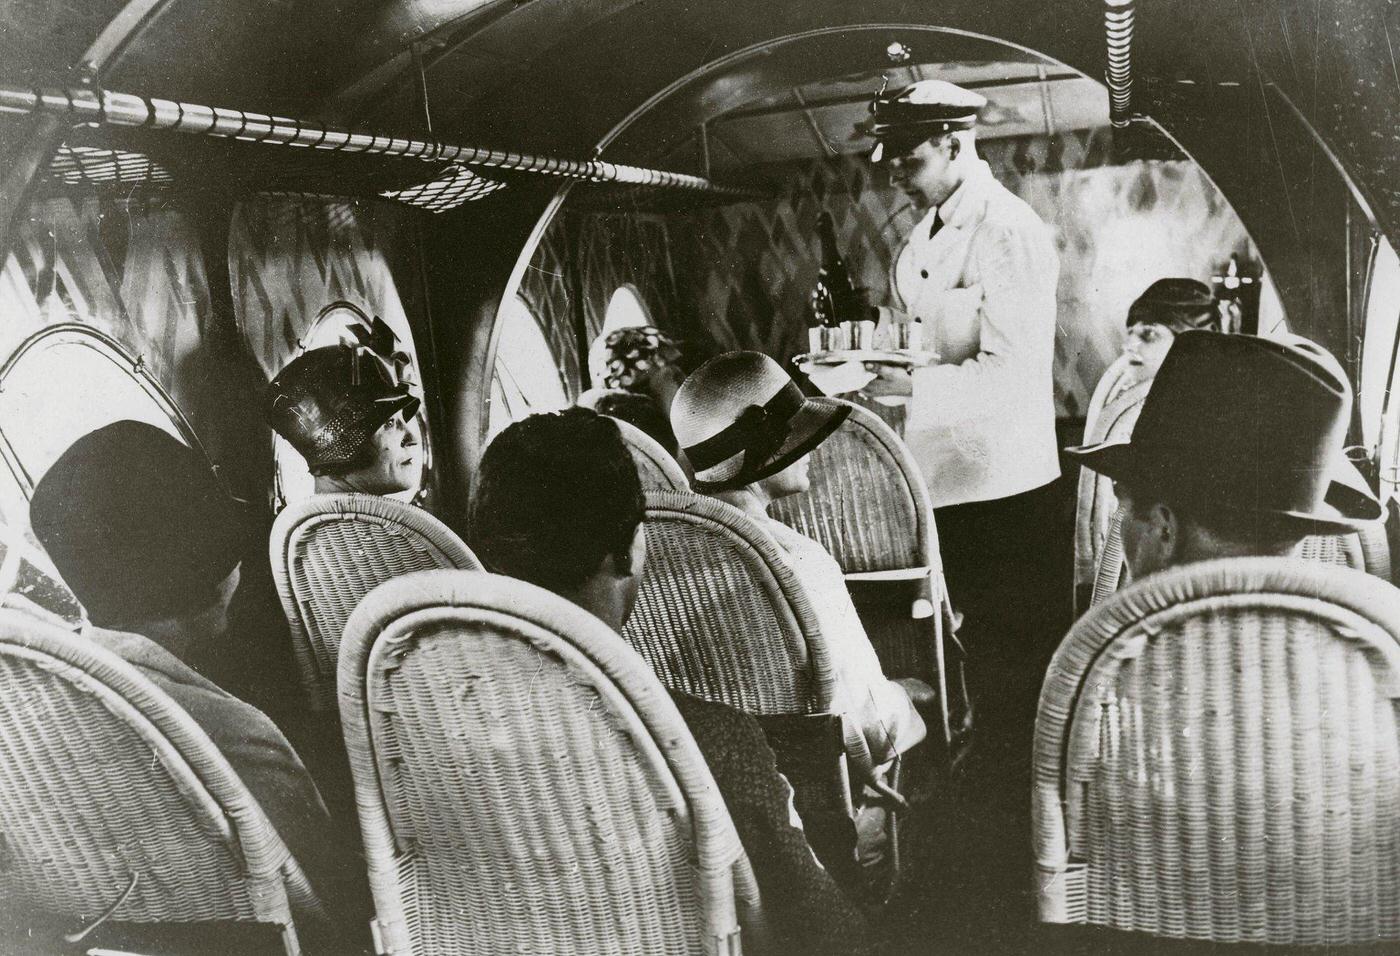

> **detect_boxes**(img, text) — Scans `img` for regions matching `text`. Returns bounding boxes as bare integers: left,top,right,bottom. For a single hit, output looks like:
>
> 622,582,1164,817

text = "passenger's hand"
860,362,913,397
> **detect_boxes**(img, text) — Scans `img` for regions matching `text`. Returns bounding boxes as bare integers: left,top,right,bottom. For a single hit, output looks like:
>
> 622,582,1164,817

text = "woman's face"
1123,323,1176,378
344,410,422,495
759,454,811,502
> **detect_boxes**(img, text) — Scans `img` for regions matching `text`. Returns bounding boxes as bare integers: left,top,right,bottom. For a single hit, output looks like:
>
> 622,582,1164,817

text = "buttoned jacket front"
884,159,1061,507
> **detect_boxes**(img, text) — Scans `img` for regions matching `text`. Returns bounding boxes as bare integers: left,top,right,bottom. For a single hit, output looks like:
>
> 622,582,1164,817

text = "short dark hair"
591,391,680,457
468,408,644,592
1121,482,1302,555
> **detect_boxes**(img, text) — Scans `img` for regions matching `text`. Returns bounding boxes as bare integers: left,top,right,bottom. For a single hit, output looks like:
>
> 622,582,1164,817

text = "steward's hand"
860,362,913,397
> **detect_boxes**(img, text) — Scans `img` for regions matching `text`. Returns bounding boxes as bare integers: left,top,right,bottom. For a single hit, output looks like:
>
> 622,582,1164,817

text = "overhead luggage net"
0,83,768,211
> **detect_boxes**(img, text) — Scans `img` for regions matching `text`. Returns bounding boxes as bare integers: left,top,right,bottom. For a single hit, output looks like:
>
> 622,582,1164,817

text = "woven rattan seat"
767,398,961,746
0,611,323,953
270,493,481,710
610,415,689,490
769,398,936,578
1073,380,1150,615
1034,557,1400,946
338,569,759,956
626,489,838,719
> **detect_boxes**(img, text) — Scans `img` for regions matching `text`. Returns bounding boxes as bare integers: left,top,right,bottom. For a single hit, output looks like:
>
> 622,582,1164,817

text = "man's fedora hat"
1067,331,1383,534
672,351,849,493
265,345,420,476
864,79,987,164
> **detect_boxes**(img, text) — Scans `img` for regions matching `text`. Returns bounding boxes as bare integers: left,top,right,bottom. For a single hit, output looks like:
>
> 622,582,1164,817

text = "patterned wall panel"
0,197,223,446
229,199,418,380
529,127,1279,417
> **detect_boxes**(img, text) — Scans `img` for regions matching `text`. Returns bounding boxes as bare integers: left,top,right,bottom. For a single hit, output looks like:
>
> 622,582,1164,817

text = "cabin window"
487,295,568,439
0,326,206,627
271,302,431,509
0,326,195,499
601,284,654,336
1367,237,1400,498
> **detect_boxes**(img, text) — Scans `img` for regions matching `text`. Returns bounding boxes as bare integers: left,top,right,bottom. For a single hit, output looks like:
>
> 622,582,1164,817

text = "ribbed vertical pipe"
1105,0,1136,128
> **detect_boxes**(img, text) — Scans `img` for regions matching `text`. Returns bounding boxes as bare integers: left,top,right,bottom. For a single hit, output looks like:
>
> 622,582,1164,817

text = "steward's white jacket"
885,160,1061,508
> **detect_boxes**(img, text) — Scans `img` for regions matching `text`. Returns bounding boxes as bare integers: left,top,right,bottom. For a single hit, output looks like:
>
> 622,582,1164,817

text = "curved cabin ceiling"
0,0,1397,246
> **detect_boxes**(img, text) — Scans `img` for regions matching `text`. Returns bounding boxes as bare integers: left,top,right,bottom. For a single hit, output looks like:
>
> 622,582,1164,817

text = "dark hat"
865,80,987,164
265,345,420,475
29,421,246,625
671,351,849,493
1127,278,1219,332
1066,331,1383,535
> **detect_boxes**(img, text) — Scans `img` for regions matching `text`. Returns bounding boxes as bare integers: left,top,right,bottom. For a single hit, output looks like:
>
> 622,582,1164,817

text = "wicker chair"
609,416,689,491
626,490,840,720
270,493,481,710
625,488,910,889
767,398,961,745
338,570,759,956
0,611,323,953
1073,381,1150,615
1034,557,1400,946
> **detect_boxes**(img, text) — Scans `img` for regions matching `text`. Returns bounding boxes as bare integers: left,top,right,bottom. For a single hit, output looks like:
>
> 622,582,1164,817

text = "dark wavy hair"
468,407,644,592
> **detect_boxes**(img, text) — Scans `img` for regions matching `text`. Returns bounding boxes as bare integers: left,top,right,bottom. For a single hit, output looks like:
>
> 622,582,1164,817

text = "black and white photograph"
1,1,1399,953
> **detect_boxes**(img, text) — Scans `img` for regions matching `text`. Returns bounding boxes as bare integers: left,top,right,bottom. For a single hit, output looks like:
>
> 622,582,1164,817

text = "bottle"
814,211,862,329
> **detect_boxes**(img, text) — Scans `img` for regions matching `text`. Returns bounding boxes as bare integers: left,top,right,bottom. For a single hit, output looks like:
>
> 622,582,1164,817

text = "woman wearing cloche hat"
671,351,931,771
265,344,423,497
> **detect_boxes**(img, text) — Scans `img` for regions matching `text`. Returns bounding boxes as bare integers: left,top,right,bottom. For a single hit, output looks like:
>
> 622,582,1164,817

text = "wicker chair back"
609,416,689,491
625,490,836,716
0,611,321,953
1035,558,1400,945
768,399,934,575
338,570,757,956
270,493,480,709
1073,382,1150,614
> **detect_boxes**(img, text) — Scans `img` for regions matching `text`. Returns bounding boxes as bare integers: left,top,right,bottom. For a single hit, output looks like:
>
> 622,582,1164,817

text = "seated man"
1066,331,1383,578
466,407,871,956
28,421,365,928
265,344,422,496
669,351,928,770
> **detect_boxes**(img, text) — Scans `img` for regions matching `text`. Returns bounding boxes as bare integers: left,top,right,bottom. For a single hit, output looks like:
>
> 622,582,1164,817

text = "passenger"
466,407,872,956
582,325,686,452
670,351,929,770
264,344,422,496
1088,277,1220,425
1066,331,1383,578
28,421,364,930
580,388,682,458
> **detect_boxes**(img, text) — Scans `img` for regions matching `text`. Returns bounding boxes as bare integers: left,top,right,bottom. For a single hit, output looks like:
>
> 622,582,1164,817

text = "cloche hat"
1127,278,1219,332
671,351,849,493
1066,331,1383,534
265,345,420,476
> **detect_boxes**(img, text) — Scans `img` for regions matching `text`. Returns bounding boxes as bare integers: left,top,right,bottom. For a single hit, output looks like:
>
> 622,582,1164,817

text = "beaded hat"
265,345,420,476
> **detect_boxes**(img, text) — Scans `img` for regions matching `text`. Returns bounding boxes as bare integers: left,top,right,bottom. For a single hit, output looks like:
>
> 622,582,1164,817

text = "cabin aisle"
884,439,1078,955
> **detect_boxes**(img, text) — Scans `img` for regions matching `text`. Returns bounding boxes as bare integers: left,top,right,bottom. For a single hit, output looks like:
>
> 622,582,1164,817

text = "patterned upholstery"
1035,558,1400,946
338,570,758,956
0,611,322,953
269,493,480,710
